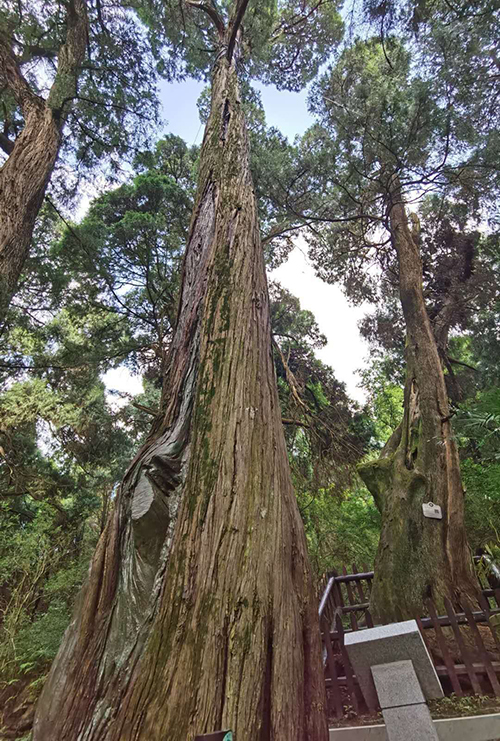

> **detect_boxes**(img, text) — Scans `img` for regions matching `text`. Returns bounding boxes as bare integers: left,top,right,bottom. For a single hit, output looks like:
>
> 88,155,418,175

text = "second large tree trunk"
0,104,61,322
358,177,479,623
34,49,328,741
0,0,88,325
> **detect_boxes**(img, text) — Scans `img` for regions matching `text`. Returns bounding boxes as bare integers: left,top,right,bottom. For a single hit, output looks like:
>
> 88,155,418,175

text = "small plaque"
422,502,442,520
194,732,232,741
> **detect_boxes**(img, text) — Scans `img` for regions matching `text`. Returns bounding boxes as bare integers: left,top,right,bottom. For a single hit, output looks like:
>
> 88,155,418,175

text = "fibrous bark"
34,25,328,741
0,0,88,324
358,176,480,623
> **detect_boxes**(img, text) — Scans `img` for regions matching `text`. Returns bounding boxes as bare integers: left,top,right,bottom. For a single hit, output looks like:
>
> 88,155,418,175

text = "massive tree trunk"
358,177,479,623
0,0,88,325
34,29,328,741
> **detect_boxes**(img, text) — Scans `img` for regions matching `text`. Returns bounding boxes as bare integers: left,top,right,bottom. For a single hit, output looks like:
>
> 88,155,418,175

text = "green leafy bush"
298,485,381,575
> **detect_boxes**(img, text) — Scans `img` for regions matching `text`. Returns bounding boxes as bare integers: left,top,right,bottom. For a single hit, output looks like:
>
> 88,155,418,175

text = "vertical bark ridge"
34,48,328,741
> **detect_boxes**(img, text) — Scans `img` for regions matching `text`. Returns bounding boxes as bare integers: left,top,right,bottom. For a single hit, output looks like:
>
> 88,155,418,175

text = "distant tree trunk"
34,27,328,741
0,0,88,325
358,176,480,623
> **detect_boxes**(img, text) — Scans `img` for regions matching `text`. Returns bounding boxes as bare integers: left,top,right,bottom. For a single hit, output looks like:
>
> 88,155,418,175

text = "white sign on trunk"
422,502,443,520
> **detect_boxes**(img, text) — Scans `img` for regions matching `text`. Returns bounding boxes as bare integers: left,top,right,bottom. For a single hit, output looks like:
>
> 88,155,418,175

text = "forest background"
0,0,499,737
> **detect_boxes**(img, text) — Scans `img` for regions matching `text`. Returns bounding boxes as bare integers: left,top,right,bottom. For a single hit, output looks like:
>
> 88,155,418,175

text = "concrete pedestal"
344,620,443,710
372,660,439,741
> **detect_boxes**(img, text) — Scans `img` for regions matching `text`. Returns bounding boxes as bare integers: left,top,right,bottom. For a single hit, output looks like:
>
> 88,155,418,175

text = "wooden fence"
318,563,500,719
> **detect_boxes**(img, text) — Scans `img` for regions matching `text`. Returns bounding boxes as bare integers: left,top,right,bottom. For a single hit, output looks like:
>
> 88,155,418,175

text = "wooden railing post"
321,613,343,717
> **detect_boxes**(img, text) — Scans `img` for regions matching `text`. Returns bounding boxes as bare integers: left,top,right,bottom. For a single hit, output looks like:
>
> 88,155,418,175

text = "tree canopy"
1,0,499,736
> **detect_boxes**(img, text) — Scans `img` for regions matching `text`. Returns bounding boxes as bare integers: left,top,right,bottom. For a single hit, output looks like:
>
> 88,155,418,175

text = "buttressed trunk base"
358,177,479,624
34,47,328,741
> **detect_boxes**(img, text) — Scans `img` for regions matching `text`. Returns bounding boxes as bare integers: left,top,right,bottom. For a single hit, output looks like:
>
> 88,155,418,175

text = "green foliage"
359,358,404,446
457,388,500,461
56,135,195,375
455,388,500,553
13,600,71,671
0,371,131,500
298,485,381,575
0,504,98,682
1,136,197,389
244,0,344,91
429,693,500,719
462,459,500,552
139,0,343,91
270,282,371,493
1,0,161,198
0,268,133,690
312,36,440,173
301,0,500,313
362,0,500,185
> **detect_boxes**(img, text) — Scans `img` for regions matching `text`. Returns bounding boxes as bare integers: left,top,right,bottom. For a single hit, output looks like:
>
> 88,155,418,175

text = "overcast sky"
104,79,370,404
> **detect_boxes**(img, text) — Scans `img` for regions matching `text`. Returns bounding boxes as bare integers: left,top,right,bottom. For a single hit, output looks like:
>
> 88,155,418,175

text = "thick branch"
282,418,310,428
47,0,89,115
261,220,303,245
226,0,250,63
0,33,41,115
0,132,14,155
448,356,477,372
186,0,225,36
16,45,59,64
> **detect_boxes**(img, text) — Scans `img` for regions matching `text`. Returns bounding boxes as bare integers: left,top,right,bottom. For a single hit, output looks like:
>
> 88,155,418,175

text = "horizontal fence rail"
319,562,500,720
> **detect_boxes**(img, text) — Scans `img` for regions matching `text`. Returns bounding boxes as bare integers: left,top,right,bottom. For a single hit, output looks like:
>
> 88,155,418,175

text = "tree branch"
0,32,41,115
131,401,159,416
261,220,303,245
282,418,310,428
186,0,225,36
227,0,250,63
448,357,477,372
16,45,58,64
47,0,89,115
272,337,308,411
0,132,14,155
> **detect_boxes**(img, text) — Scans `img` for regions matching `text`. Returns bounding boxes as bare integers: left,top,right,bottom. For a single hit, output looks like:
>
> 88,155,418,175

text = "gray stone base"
328,712,500,741
382,704,439,741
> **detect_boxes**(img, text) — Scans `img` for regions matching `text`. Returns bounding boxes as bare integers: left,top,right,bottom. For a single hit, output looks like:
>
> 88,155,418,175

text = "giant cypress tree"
360,171,480,622
34,2,341,739
301,0,499,620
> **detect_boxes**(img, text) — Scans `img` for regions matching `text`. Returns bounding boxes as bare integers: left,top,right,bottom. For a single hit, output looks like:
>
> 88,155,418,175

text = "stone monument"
345,620,443,741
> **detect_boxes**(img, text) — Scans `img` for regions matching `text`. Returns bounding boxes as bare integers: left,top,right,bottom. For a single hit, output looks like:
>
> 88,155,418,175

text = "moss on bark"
34,33,327,741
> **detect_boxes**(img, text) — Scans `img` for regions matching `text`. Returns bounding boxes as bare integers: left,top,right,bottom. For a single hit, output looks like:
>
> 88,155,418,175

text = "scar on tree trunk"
34,6,328,741
358,174,480,624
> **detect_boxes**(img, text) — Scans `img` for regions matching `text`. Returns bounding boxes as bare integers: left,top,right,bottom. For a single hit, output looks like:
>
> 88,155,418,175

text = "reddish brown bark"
358,176,480,622
34,23,328,741
0,0,88,324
